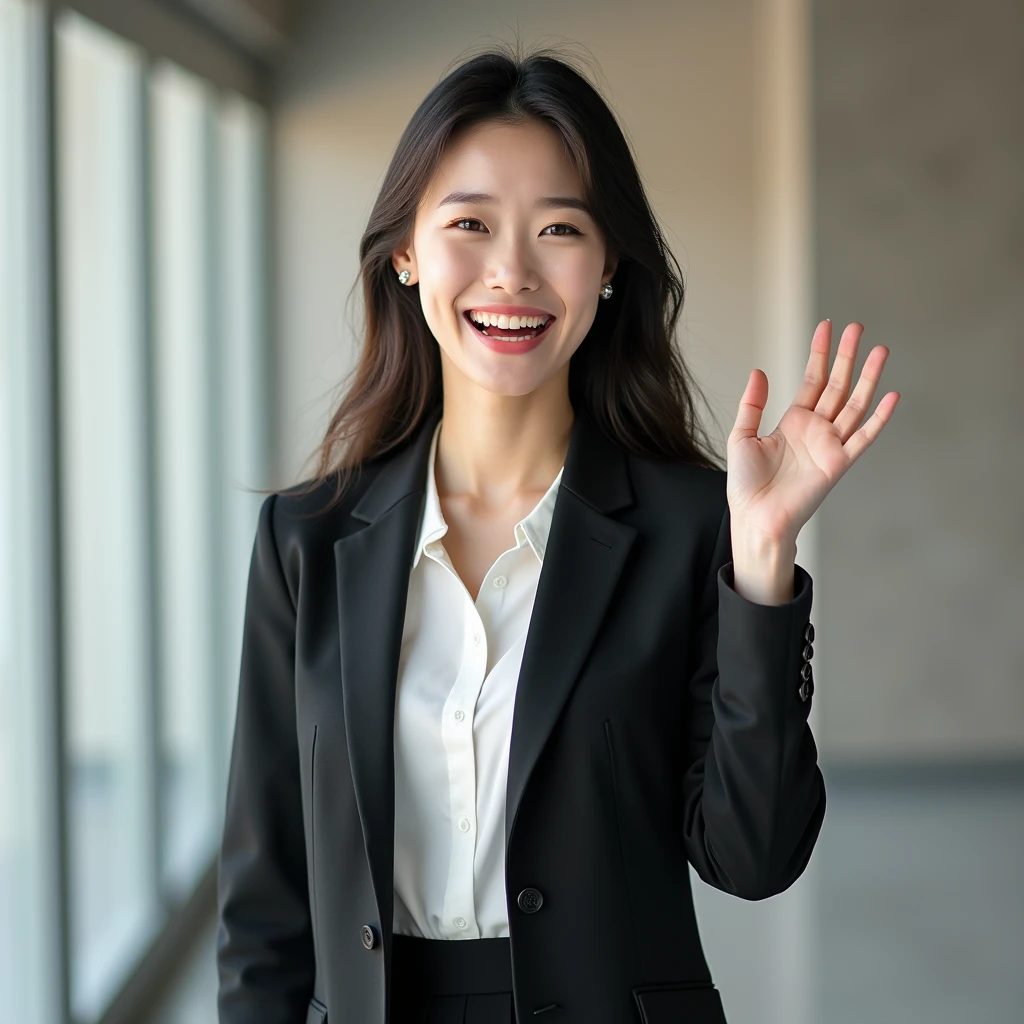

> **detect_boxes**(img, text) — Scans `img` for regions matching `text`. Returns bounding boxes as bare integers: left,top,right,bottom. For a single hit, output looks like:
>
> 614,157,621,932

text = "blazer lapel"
502,412,636,853
333,402,636,936
334,406,441,942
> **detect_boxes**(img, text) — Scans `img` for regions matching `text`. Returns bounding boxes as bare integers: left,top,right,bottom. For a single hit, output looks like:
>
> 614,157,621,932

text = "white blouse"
392,417,564,940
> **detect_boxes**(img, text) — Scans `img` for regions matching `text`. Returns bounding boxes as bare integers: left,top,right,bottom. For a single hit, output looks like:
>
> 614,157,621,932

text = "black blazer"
216,401,825,1024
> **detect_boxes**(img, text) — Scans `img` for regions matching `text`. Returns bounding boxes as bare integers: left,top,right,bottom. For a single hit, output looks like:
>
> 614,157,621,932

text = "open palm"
726,320,900,544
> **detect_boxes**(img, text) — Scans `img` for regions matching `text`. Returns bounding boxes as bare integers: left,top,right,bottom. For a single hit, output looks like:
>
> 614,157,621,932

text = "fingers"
833,342,891,442
794,321,894,440
813,322,864,421
792,320,862,414
842,390,900,463
791,320,842,410
735,320,898,460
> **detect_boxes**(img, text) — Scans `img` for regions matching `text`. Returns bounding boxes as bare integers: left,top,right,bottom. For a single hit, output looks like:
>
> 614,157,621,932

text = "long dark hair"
275,41,725,513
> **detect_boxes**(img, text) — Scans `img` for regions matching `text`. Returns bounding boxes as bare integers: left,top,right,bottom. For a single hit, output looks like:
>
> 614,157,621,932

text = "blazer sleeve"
216,492,315,1022
681,499,826,901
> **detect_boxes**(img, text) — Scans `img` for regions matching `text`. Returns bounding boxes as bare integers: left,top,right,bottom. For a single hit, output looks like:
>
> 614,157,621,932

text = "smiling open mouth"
463,310,555,342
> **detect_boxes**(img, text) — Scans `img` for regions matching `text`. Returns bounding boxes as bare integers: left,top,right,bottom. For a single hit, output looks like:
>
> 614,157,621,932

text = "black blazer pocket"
632,982,727,1024
306,995,328,1024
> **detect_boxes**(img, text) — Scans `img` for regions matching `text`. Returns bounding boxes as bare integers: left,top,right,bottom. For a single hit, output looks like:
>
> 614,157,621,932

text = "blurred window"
0,3,60,1022
0,5,270,1021
56,12,160,1019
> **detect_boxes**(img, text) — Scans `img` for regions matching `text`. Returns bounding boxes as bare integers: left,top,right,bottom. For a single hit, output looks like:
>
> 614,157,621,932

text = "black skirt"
390,933,515,1024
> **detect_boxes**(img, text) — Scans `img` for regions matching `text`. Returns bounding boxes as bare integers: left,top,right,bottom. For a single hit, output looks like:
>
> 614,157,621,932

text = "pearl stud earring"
397,269,411,285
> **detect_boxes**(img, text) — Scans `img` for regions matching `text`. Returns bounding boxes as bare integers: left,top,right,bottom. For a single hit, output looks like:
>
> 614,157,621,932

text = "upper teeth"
469,311,551,330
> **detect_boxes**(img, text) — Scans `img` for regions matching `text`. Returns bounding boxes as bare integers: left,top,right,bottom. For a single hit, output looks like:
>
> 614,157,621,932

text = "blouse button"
472,633,481,646
454,709,465,721
459,817,471,832
454,917,467,929
493,575,507,588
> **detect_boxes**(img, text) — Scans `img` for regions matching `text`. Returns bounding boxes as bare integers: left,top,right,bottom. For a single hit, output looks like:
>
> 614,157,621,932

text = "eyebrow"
436,190,593,216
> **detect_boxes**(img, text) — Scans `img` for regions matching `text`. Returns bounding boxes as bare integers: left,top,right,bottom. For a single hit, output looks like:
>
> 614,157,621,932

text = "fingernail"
826,318,831,323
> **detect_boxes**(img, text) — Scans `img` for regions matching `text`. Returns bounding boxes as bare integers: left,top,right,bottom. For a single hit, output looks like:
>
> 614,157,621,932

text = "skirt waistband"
391,933,513,996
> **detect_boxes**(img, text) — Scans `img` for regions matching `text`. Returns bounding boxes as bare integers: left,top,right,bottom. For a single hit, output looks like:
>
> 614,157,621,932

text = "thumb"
732,369,768,440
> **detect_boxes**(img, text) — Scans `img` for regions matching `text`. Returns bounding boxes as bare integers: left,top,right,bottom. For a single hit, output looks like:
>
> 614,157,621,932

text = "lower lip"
463,312,554,354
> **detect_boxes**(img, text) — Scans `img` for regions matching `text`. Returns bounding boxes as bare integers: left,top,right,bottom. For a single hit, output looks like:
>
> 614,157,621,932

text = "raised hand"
726,320,899,546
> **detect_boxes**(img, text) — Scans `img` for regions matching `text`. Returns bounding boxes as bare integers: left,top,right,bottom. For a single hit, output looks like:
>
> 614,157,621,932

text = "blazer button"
800,660,812,682
517,887,544,913
361,924,378,949
798,672,814,703
802,641,814,662
804,621,814,644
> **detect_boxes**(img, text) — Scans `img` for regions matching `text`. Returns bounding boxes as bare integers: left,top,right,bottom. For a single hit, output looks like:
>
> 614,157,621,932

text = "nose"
483,232,541,295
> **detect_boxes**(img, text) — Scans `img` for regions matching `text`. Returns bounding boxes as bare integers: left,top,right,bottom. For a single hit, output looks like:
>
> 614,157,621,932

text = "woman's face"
394,118,616,398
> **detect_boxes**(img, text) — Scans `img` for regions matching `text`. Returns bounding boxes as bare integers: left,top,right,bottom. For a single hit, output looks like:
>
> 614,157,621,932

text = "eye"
447,217,583,236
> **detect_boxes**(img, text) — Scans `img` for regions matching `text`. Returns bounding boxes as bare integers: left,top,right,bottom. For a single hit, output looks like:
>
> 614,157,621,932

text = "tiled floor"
148,774,1024,1024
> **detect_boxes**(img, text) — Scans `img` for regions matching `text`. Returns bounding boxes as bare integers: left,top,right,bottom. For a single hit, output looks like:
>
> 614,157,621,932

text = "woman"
215,44,898,1024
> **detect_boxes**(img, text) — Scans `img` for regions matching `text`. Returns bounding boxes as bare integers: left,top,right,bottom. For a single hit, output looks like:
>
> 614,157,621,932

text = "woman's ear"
392,242,417,285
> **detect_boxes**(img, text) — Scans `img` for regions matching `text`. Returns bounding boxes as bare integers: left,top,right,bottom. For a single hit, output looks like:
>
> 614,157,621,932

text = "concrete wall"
813,0,1024,760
